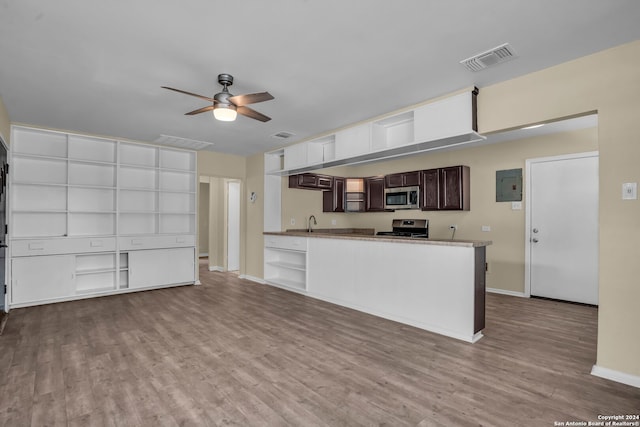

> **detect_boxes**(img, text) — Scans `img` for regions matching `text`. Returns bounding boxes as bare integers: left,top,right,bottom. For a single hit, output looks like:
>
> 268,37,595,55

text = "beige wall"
0,95,10,145
198,151,246,178
245,153,265,279
198,182,210,256
282,127,598,294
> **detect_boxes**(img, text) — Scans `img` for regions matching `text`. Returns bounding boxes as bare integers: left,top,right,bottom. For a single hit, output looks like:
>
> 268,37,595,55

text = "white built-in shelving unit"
264,235,307,292
9,126,197,307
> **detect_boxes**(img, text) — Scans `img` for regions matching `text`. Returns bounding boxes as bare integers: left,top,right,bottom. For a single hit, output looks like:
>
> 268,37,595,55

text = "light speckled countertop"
264,230,491,247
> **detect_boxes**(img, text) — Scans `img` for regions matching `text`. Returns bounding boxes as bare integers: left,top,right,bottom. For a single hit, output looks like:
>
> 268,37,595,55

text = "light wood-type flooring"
0,262,638,426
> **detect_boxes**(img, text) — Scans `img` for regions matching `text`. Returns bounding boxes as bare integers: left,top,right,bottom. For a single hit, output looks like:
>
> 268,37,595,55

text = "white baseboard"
240,274,266,284
486,287,527,298
591,365,640,389
208,266,225,272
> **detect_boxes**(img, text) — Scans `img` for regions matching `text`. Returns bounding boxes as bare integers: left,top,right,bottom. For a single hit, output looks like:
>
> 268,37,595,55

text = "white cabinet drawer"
11,237,117,257
264,235,307,252
119,234,195,250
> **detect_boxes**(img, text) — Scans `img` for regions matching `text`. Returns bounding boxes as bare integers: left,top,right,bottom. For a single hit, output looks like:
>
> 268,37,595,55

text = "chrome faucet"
308,215,317,232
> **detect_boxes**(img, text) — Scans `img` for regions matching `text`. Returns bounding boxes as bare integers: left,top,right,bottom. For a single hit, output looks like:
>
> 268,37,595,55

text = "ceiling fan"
162,74,274,122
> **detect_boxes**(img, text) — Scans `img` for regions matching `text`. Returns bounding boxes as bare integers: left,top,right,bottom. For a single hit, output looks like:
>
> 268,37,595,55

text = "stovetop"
376,219,429,238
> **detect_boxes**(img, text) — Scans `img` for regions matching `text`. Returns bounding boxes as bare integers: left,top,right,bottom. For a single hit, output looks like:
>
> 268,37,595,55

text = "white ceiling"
1,1,639,156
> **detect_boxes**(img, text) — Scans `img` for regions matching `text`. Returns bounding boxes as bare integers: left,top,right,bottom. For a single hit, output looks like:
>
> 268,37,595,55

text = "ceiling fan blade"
237,106,271,122
229,92,274,106
185,105,215,115
162,86,215,103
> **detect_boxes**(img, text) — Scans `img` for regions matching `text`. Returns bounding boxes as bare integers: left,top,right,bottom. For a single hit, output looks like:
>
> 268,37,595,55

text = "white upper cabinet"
371,111,415,151
283,142,308,170
265,88,481,175
334,123,371,160
306,135,336,166
414,91,475,143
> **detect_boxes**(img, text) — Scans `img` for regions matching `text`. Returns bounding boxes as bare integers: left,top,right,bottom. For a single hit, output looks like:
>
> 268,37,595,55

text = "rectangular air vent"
460,43,517,72
271,131,295,140
154,134,215,150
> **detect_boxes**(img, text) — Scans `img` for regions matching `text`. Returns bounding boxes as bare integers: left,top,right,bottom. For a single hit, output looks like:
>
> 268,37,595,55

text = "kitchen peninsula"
264,230,491,343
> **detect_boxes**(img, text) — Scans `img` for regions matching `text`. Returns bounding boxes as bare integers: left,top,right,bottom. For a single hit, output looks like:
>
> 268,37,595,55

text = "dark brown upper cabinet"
323,177,345,212
422,165,470,211
288,173,333,190
365,176,386,212
384,171,422,188
421,168,440,210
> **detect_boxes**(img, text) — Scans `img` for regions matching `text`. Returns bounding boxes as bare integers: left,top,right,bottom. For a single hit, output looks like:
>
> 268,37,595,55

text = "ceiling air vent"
154,134,216,150
460,43,517,72
271,131,295,140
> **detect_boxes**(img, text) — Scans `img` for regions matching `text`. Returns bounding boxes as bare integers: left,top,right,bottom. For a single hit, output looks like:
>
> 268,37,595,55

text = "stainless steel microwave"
384,186,420,210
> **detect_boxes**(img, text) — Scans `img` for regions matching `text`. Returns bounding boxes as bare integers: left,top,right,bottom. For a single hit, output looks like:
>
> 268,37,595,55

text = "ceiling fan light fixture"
213,104,237,121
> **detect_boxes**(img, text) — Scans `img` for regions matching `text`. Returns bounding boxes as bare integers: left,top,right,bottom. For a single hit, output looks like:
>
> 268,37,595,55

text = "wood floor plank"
30,391,67,427
0,263,638,426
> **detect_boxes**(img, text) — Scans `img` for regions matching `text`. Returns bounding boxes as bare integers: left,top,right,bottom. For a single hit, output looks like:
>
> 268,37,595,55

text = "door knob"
532,238,539,243
532,228,539,233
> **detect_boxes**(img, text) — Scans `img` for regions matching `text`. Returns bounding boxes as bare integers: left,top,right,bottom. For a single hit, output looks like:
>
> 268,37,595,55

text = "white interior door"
227,181,240,271
528,152,599,305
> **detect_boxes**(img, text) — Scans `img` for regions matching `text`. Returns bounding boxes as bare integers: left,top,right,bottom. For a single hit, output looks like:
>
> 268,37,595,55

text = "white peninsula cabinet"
264,232,490,343
9,126,197,308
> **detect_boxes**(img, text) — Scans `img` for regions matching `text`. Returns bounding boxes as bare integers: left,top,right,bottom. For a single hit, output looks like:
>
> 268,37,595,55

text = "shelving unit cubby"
9,126,198,308
264,235,308,292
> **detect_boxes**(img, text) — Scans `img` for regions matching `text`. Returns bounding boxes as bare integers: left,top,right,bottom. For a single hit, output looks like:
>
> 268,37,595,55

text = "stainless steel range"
376,219,429,238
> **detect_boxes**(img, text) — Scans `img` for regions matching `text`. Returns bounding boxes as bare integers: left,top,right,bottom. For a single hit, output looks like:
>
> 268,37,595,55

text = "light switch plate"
481,225,491,232
622,182,637,200
511,201,522,210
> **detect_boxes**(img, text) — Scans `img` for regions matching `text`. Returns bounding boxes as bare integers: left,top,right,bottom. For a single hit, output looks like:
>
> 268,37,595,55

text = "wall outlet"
449,224,457,230
331,219,337,225
290,218,296,225
481,225,491,232
622,182,638,200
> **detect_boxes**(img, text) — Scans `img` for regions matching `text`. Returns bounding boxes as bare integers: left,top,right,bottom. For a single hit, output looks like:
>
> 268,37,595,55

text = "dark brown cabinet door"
385,171,421,188
440,166,470,210
289,173,333,190
421,169,440,210
385,173,404,188
366,177,386,211
402,171,421,186
316,175,333,189
421,166,470,211
323,177,345,212
298,174,318,187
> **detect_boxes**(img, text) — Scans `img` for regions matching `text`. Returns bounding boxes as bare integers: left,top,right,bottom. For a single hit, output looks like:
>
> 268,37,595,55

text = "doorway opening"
198,176,242,275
